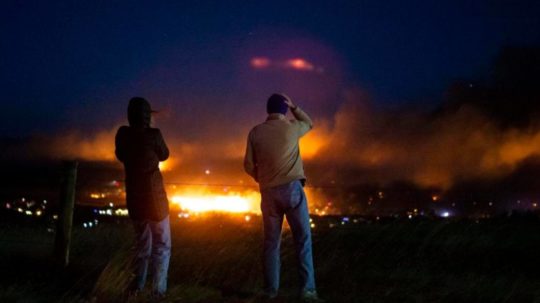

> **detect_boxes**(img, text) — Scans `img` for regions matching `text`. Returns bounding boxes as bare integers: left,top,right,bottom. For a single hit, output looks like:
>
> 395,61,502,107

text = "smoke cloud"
305,90,540,189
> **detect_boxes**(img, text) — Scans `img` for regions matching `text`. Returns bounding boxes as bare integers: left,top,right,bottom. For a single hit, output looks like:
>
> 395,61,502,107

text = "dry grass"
2,215,540,302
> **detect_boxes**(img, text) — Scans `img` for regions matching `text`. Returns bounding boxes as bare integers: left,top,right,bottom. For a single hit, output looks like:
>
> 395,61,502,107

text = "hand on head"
279,93,295,108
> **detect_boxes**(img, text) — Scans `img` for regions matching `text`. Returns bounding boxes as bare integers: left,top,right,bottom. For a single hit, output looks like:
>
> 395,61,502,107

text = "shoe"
301,290,325,302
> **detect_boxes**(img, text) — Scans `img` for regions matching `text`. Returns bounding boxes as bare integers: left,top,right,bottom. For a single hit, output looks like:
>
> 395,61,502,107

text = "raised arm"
282,94,313,136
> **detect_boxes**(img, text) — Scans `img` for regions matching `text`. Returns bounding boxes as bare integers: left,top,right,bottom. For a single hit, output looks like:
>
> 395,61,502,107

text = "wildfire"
166,185,329,215
170,187,261,213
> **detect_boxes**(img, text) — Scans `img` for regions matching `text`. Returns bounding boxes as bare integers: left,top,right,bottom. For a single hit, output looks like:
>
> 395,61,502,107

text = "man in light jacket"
244,93,323,302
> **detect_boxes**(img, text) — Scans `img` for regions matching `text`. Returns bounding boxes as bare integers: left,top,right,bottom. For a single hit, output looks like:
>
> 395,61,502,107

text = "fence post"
54,160,78,267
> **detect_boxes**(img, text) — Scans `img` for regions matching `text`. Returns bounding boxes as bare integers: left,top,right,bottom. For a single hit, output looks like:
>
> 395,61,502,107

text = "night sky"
2,0,539,136
3,0,540,195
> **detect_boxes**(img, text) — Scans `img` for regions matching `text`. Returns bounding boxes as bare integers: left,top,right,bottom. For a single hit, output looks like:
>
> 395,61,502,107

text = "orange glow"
299,132,327,159
166,185,327,215
159,157,178,172
286,58,314,71
170,187,261,213
250,57,271,69
299,121,331,159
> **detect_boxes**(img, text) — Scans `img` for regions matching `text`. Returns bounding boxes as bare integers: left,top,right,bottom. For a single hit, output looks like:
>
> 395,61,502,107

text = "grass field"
2,214,540,303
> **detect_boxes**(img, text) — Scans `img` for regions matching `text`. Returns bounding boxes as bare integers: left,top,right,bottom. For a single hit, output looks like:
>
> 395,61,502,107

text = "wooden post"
54,160,78,267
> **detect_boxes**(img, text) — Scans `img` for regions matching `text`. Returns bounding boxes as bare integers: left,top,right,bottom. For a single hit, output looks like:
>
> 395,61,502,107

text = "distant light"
408,214,413,219
310,223,316,228
25,210,32,216
43,200,47,204
88,222,93,227
178,212,190,218
250,57,271,69
286,58,314,71
432,195,440,202
244,215,251,222
342,217,350,222
53,214,58,220
17,208,23,213
441,211,450,218
109,202,114,208
5,203,11,209
114,208,129,216
83,223,88,228
36,210,42,216
205,169,211,175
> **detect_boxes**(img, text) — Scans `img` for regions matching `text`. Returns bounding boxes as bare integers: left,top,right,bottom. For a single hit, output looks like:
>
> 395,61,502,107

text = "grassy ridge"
1,216,540,302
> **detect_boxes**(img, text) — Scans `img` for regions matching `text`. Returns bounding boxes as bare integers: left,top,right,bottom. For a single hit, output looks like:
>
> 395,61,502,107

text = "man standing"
115,97,171,299
244,93,322,302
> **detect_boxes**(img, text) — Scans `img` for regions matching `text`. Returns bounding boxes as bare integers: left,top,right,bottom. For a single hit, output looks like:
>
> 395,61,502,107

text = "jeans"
131,215,171,295
260,180,316,296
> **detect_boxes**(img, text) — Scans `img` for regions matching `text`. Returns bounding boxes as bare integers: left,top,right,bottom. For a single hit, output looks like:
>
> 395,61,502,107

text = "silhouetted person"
115,97,171,298
244,93,323,302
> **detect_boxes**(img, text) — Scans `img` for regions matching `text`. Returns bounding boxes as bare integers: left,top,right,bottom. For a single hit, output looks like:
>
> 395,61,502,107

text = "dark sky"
1,0,539,136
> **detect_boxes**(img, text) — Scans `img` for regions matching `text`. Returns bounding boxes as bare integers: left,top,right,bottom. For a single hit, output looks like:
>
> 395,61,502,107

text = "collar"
266,113,286,121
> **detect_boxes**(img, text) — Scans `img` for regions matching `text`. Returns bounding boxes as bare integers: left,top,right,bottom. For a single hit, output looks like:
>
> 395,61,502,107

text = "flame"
170,187,261,213
167,185,332,215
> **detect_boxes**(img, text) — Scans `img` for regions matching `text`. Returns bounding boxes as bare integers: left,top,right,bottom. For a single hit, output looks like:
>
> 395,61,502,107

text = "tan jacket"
244,106,313,189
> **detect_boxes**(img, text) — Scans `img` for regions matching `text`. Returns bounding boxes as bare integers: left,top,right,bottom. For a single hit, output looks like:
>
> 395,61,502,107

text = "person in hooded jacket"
115,97,171,298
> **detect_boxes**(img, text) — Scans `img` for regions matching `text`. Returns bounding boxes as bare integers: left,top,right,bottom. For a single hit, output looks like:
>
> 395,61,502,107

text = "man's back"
245,113,311,188
244,107,312,189
115,125,170,221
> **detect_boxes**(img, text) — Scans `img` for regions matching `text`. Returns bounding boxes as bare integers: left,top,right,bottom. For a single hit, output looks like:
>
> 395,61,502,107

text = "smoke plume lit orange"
24,89,540,193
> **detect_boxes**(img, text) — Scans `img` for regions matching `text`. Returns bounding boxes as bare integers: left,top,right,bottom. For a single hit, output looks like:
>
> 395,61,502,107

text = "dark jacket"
115,122,170,221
